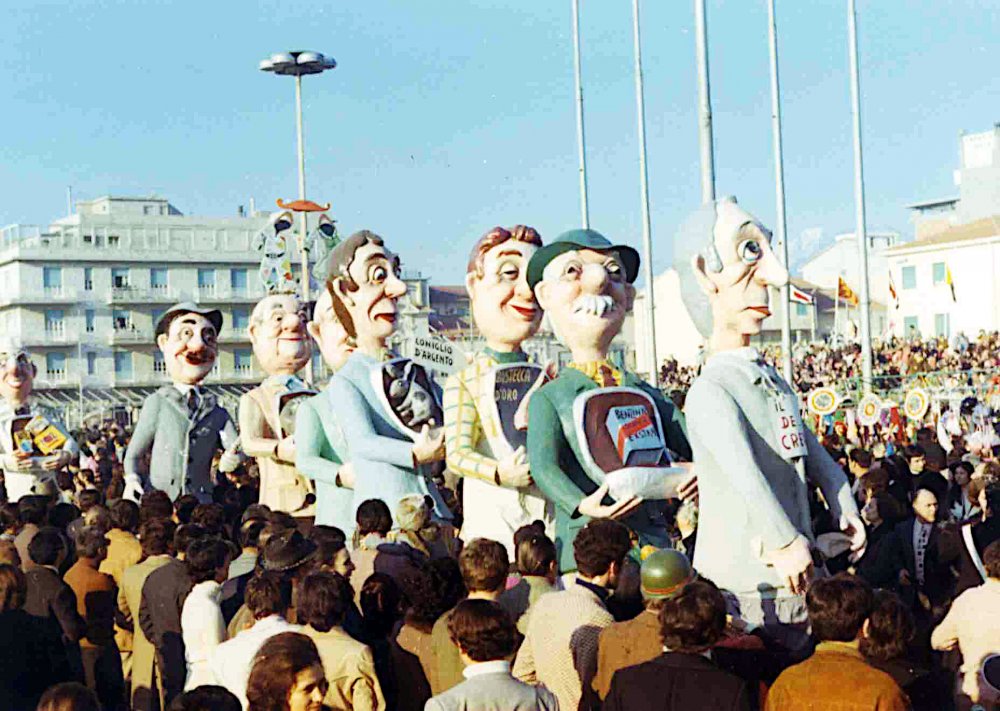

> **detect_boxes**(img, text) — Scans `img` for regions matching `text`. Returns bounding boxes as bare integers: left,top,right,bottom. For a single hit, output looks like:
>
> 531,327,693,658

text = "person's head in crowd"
299,571,353,633
860,590,915,662
912,488,938,525
641,548,696,611
459,538,509,598
985,540,1000,581
187,537,231,585
308,526,353,578
514,526,557,582
448,599,517,666
951,460,974,489
28,527,68,568
355,499,392,541
903,445,926,475
0,563,26,612
0,502,19,536
658,578,727,653
359,573,403,640
396,494,431,533
267,510,298,531
805,573,873,644
861,467,891,499
75,527,109,564
240,518,267,554
140,490,174,524
849,448,872,478
262,529,317,589
18,496,48,528
83,505,111,534
167,685,242,711
109,499,140,534
139,518,177,558
432,556,467,607
174,494,200,525
246,632,327,711
975,479,1000,519
36,682,100,711
861,491,903,529
191,503,227,537
75,489,102,514
247,571,293,622
573,518,632,588
0,540,20,568
48,503,80,532
242,504,271,524
174,524,207,562
398,562,451,632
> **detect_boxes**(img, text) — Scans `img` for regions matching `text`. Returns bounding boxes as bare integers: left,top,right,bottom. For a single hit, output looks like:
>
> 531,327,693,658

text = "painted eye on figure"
738,239,762,264
370,265,387,284
562,260,583,278
498,261,520,282
605,260,624,281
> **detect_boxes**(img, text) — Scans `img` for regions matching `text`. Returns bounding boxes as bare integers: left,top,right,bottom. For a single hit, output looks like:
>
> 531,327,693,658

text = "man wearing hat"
123,303,240,503
526,229,693,572
593,549,695,700
0,339,78,501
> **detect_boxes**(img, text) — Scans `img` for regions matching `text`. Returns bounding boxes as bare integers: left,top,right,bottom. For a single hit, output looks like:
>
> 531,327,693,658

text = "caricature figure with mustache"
525,229,693,572
0,340,78,502
239,293,316,522
326,230,452,526
123,303,240,503
678,197,864,646
443,226,555,554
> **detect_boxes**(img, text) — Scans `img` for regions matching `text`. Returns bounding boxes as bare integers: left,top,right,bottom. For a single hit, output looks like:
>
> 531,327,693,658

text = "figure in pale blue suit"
323,229,451,526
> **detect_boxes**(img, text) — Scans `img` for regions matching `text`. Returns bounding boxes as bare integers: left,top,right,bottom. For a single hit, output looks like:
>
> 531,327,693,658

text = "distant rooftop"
905,196,959,211
887,215,1000,251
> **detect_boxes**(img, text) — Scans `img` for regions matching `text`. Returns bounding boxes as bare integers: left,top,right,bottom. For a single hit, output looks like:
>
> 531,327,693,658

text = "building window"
232,307,250,332
150,268,169,291
112,309,131,331
153,352,166,374
198,269,216,289
84,267,93,291
43,266,62,293
934,313,950,338
85,310,95,333
152,308,165,328
932,262,946,285
234,349,253,374
108,234,120,247
144,205,155,216
795,303,809,317
45,309,65,333
83,233,94,245
86,352,97,376
901,266,916,290
111,267,130,289
903,315,919,336
114,351,132,378
45,352,66,380
231,268,248,293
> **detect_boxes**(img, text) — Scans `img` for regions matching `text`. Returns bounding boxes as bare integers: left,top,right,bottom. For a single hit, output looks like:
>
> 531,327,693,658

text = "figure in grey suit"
677,198,864,637
123,303,239,503
425,660,558,711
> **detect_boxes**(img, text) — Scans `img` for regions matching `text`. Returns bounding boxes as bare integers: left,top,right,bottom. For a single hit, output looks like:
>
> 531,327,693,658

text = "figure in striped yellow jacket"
443,226,554,553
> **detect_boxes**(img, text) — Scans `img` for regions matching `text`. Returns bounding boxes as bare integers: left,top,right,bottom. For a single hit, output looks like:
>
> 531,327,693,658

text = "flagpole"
766,0,792,383
834,278,840,344
631,0,658,385
571,0,590,228
848,0,873,393
811,291,817,342
694,0,716,203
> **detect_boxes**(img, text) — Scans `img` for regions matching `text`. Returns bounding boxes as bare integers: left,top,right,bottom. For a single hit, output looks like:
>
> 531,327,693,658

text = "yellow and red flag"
838,276,859,306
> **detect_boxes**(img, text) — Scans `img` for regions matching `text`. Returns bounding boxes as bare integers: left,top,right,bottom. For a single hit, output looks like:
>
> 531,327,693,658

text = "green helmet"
640,548,695,601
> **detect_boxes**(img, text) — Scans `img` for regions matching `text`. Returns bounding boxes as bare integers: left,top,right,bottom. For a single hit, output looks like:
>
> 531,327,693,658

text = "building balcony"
36,372,81,388
219,328,251,343
23,327,78,347
1,287,79,307
108,327,153,345
215,369,261,384
195,287,263,303
106,286,177,304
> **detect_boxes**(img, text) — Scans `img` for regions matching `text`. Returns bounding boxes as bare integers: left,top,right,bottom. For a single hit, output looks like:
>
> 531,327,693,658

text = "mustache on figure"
572,294,615,317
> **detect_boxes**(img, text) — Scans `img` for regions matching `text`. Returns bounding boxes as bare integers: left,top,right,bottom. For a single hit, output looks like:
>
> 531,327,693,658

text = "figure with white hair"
525,229,693,572
677,196,864,646
0,340,78,502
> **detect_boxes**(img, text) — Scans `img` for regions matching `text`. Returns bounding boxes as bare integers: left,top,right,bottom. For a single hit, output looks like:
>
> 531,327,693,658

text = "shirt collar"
575,577,612,603
462,660,510,679
483,348,528,365
815,640,864,659
173,383,200,396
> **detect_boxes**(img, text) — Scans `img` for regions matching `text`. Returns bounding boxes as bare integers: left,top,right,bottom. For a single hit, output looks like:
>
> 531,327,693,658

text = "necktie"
597,365,616,388
915,523,930,586
187,389,200,419
14,406,30,417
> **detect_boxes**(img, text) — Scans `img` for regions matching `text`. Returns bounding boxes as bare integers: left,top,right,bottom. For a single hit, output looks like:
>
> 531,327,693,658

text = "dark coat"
864,518,959,610
954,515,1000,595
139,558,192,707
0,609,74,709
23,566,86,683
867,656,951,711
603,652,755,711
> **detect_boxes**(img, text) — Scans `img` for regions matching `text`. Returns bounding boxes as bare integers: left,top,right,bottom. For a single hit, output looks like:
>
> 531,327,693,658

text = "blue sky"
2,0,997,284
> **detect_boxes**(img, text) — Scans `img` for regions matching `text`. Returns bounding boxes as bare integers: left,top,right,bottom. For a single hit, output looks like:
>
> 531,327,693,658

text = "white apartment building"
0,195,329,425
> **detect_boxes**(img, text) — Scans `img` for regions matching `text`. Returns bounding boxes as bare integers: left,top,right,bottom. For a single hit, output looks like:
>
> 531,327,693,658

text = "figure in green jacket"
526,229,694,571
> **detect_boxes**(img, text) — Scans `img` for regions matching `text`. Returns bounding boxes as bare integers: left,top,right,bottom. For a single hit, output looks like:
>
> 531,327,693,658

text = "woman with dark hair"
36,682,100,711
862,590,949,710
359,573,403,711
246,632,328,711
500,525,558,634
946,461,979,522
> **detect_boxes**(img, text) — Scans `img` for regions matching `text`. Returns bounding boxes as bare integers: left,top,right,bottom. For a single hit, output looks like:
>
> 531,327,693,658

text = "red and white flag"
789,285,814,305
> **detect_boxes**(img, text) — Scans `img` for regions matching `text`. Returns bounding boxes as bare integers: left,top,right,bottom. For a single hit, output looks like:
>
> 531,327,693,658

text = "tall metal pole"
694,0,716,203
631,0,658,385
766,0,793,384
294,74,314,382
571,0,590,227
848,0,873,392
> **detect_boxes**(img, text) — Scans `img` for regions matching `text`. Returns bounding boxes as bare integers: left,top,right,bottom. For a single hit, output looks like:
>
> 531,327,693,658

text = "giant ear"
329,279,357,340
533,280,551,311
247,320,259,346
691,254,719,298
306,319,321,345
156,333,170,353
464,271,477,300
331,276,354,308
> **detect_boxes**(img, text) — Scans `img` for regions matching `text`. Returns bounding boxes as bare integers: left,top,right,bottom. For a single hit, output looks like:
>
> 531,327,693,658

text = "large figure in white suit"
678,197,865,644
